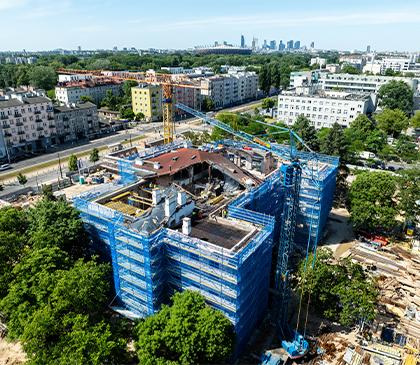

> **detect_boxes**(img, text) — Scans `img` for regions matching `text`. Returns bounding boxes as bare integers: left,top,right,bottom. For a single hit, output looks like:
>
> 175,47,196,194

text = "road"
0,99,262,178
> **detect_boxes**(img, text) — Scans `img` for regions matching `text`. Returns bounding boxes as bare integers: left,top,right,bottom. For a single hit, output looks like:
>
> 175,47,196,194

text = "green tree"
17,172,27,186
319,123,349,160
0,207,27,296
134,112,145,121
398,169,420,224
341,64,360,74
136,291,234,365
292,115,319,151
28,199,88,260
28,66,57,90
201,97,215,112
89,148,100,163
80,95,94,103
123,80,138,98
375,108,409,137
364,129,387,154
258,65,271,94
378,80,414,114
261,97,275,110
410,111,420,128
297,248,377,327
68,154,78,172
0,246,70,339
46,89,55,100
349,171,398,232
101,89,119,110
120,106,135,120
41,184,56,201
395,134,418,162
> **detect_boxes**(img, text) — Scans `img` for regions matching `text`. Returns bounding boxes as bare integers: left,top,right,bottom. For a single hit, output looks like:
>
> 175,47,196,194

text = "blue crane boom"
176,103,309,359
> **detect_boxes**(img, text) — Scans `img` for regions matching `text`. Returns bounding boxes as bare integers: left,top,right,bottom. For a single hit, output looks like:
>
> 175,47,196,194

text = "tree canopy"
135,290,234,365
378,80,414,114
0,200,129,364
297,248,377,327
375,108,409,137
349,171,398,232
292,115,319,151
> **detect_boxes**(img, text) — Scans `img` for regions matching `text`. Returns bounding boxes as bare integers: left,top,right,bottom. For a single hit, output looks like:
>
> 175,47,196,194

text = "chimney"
152,189,161,205
182,217,191,236
164,195,177,217
177,191,187,206
153,162,161,170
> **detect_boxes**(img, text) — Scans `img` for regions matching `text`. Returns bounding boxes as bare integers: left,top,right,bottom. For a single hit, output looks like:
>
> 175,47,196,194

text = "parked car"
0,164,11,171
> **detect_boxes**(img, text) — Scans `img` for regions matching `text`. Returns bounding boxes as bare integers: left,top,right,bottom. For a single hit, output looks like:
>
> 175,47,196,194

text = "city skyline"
0,0,419,51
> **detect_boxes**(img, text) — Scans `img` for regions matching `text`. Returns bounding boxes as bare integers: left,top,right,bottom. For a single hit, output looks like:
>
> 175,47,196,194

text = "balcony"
2,124,10,129
47,115,54,120
35,118,42,123
4,132,12,137
36,127,44,131
14,113,22,118
0,115,8,120
49,124,55,129
18,130,25,135
18,138,26,143
34,110,41,115
16,122,23,126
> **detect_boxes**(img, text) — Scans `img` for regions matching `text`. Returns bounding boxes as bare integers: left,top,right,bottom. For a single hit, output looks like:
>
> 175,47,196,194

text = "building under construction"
73,140,338,351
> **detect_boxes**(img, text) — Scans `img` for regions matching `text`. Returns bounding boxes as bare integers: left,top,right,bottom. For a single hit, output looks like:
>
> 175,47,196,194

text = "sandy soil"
321,208,356,259
0,338,26,365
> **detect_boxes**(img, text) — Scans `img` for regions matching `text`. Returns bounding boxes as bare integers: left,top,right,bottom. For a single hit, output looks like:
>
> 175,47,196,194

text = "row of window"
279,105,357,114
279,98,363,108
279,111,357,121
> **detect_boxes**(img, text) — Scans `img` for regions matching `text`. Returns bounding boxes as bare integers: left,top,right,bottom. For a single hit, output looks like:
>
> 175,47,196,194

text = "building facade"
0,96,55,158
54,101,100,143
318,73,419,94
131,84,162,122
277,91,375,129
55,80,122,105
200,72,258,108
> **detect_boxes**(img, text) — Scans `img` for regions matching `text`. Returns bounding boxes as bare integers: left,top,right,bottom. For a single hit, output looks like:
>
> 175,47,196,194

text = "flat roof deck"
190,218,256,250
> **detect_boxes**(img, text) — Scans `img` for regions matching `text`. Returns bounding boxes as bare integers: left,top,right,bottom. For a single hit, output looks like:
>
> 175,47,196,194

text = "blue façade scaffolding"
73,137,338,355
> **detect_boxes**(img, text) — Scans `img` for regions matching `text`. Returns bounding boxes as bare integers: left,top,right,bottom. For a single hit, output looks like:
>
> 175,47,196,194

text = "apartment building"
200,72,258,108
318,73,419,94
54,102,100,143
55,79,122,105
0,96,55,158
131,84,162,122
277,91,375,129
173,86,201,114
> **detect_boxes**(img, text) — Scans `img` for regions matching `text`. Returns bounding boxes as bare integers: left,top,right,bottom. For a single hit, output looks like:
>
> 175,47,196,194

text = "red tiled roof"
138,148,260,185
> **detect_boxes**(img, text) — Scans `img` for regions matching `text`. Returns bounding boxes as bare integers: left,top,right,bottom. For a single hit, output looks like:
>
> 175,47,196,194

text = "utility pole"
57,153,63,179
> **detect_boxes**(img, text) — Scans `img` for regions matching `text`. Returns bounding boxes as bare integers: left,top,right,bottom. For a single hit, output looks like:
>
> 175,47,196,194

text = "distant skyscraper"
287,40,294,50
241,35,245,48
279,40,285,51
251,37,258,51
263,40,268,49
269,40,276,50
77,46,81,52
294,41,301,49
366,45,371,53
310,41,315,49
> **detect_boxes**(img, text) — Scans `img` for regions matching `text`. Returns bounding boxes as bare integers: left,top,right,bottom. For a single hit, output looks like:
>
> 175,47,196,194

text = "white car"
0,164,11,171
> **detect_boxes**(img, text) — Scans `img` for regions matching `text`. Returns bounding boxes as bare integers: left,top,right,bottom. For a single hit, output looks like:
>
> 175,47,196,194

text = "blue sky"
1,0,419,51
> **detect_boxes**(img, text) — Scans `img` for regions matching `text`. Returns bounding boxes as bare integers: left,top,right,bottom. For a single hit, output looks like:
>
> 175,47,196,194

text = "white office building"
318,73,419,94
277,91,375,129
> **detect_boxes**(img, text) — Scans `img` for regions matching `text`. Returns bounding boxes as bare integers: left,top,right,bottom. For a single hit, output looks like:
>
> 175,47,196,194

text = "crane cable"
294,202,317,338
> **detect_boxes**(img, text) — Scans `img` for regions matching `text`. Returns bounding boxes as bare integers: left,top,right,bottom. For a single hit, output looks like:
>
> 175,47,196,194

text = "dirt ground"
0,338,26,365
320,208,356,259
